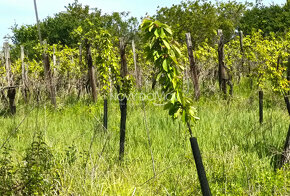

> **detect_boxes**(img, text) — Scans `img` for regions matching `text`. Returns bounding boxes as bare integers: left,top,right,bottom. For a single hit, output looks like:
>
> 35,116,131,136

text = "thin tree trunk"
185,33,200,100
85,39,97,102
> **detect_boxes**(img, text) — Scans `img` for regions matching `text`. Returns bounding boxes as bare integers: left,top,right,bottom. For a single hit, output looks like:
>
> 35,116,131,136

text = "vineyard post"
132,40,141,89
238,31,244,83
185,33,200,100
53,45,56,67
103,98,108,130
4,42,16,114
4,42,12,86
259,90,263,124
21,45,28,103
118,37,128,161
77,43,83,99
43,41,56,107
217,29,227,97
85,39,97,102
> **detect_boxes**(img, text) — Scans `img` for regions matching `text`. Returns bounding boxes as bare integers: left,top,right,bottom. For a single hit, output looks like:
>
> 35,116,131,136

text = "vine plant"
141,19,198,134
141,18,211,195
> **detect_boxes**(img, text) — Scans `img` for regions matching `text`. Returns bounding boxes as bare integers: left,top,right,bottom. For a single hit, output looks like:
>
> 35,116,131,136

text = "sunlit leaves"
141,18,198,127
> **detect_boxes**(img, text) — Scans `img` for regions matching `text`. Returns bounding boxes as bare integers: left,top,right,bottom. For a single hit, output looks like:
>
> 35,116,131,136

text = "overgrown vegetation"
0,89,289,195
0,0,289,195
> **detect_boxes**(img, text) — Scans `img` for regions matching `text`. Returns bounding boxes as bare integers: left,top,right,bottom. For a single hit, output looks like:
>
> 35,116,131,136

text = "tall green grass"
0,87,289,195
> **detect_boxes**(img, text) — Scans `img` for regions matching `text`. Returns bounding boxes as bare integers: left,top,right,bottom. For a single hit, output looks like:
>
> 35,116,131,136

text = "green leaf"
160,28,166,38
154,29,159,37
164,27,172,35
163,40,170,49
163,59,168,72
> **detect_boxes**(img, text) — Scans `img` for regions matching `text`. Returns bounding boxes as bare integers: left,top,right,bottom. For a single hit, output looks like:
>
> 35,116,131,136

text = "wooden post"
53,45,56,67
119,37,128,161
259,90,263,124
0,49,8,107
77,43,83,99
79,44,82,66
218,30,227,96
103,98,108,130
4,42,12,86
238,31,244,83
132,40,141,89
85,39,97,102
43,41,56,107
21,45,28,103
185,33,200,100
4,42,16,114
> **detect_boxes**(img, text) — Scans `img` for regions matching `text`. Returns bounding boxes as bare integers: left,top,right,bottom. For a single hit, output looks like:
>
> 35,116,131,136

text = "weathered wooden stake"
119,37,128,161
259,90,263,124
43,41,56,107
4,42,12,86
7,88,16,115
103,98,108,130
21,45,29,103
190,137,212,196
85,39,97,102
238,31,244,83
132,40,141,89
77,43,83,99
217,30,227,96
4,42,16,114
185,33,200,100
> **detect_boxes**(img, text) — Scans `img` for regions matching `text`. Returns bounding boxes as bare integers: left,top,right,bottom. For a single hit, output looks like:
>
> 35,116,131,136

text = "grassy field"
0,85,289,195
